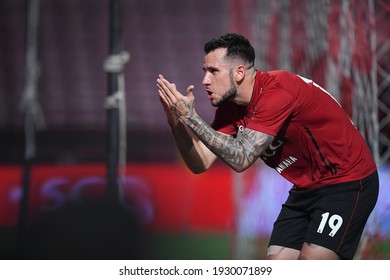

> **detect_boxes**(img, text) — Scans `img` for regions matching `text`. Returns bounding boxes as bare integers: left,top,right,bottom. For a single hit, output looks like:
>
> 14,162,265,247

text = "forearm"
170,121,215,173
182,111,266,172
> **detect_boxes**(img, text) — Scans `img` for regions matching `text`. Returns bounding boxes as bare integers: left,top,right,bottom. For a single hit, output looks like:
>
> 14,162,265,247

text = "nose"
202,72,211,85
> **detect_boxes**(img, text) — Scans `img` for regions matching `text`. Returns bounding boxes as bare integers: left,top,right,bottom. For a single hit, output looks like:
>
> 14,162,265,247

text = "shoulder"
262,70,300,85
253,70,296,101
254,70,290,93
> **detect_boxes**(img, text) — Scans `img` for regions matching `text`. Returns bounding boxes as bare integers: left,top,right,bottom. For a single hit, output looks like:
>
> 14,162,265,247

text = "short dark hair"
204,33,255,66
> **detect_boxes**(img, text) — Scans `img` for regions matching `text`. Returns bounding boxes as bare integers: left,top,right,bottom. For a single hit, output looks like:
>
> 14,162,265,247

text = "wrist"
168,117,181,129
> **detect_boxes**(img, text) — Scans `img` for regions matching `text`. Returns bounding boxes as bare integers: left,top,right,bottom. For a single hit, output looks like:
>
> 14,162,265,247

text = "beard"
212,74,237,107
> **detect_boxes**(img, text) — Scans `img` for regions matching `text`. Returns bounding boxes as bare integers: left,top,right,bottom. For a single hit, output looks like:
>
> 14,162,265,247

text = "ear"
235,64,246,83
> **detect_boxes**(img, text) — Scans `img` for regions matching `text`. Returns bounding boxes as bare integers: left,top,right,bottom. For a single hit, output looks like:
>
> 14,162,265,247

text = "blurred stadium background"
0,0,389,259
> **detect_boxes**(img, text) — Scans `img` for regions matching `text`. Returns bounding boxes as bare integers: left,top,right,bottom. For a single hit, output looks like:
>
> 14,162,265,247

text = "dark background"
0,0,227,164
1,0,389,164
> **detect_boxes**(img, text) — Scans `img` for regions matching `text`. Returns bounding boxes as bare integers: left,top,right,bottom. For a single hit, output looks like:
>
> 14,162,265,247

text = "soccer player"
157,33,379,260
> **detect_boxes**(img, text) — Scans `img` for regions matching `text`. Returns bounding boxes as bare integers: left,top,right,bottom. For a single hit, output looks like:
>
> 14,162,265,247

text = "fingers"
157,75,195,122
157,75,175,107
157,74,182,102
186,85,195,101
157,84,172,107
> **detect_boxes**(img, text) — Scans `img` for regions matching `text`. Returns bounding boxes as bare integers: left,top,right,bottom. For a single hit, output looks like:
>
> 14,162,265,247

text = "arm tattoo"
184,111,274,171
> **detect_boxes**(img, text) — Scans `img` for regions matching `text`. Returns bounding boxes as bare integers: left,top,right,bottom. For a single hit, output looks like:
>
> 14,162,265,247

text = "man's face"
202,48,237,107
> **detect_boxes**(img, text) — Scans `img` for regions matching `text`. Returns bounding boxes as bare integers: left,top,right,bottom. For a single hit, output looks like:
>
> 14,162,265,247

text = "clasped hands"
157,74,195,124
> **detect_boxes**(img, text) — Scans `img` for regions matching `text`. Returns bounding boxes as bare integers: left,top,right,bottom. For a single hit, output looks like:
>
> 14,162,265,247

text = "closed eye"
203,66,219,74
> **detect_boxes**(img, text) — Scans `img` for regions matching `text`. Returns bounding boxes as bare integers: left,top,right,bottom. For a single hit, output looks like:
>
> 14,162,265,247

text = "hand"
157,74,195,123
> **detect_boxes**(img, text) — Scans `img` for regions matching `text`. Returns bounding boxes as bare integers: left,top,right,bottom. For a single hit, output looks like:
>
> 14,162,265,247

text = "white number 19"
317,212,343,237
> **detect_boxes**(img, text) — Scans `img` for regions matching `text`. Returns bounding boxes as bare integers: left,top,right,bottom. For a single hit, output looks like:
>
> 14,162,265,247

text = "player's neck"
234,69,257,106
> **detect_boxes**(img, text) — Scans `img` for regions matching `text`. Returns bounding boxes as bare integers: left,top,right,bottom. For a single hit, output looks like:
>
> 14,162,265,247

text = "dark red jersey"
211,70,377,189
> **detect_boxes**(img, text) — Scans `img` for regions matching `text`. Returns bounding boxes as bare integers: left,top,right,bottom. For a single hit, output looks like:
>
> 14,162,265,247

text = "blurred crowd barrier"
1,162,388,238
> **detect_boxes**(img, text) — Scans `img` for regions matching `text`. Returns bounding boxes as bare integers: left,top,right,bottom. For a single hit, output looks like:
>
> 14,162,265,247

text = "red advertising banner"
0,163,234,232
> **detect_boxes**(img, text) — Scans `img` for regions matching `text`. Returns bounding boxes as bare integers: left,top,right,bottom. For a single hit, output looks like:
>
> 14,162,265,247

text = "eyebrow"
202,65,219,72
